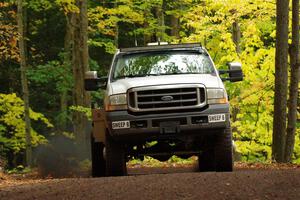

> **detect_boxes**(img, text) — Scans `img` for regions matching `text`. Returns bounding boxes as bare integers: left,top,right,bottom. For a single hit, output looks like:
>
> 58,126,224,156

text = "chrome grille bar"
138,99,197,105
138,91,197,98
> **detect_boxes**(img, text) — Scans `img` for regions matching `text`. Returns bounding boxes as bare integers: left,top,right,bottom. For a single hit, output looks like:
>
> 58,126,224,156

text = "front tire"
198,147,215,172
105,131,127,176
91,136,106,177
214,126,233,172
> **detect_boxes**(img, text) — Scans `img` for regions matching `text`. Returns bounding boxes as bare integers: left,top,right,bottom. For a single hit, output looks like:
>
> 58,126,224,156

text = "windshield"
113,51,215,79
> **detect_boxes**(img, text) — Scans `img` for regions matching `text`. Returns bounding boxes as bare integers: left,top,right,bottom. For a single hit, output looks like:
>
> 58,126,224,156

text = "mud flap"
92,109,106,143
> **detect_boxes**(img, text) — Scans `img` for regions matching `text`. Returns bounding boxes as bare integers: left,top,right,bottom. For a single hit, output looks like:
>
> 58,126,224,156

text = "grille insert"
128,85,206,112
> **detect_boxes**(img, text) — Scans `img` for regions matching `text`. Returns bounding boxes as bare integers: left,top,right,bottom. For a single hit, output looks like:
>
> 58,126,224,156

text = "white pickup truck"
85,43,243,176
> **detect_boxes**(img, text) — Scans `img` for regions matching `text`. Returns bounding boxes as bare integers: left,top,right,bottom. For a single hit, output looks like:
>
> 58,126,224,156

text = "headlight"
105,94,127,111
207,88,228,104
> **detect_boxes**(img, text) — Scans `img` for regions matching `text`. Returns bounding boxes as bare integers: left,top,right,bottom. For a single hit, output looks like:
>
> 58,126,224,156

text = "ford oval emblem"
161,96,173,101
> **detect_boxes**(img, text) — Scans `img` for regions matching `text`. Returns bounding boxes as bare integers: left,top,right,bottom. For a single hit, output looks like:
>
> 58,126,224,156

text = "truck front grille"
128,84,206,113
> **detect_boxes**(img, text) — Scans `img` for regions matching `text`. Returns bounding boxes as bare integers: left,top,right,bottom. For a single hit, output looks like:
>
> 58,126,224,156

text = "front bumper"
106,104,230,141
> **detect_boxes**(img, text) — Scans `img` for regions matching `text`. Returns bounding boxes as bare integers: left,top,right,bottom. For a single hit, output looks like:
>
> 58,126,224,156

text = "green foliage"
180,0,295,162
6,165,31,174
27,52,73,94
87,0,193,51
292,129,300,164
88,38,116,54
0,93,52,155
128,155,195,167
55,0,79,14
69,105,92,120
26,0,53,11
167,155,195,165
88,1,145,51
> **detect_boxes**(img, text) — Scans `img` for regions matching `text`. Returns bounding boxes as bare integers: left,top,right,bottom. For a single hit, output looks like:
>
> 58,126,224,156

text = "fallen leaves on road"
0,171,52,188
235,162,300,170
0,162,299,189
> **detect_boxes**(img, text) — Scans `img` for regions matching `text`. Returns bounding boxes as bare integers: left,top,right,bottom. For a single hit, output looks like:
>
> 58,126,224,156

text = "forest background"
0,0,299,169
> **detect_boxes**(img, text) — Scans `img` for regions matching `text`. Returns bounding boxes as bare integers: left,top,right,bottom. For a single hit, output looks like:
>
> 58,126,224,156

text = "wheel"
198,147,215,172
91,135,106,177
105,131,127,176
214,126,233,172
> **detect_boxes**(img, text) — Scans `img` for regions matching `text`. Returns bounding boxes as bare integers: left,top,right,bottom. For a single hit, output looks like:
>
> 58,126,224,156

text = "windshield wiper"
115,72,212,79
159,72,204,75
115,74,159,79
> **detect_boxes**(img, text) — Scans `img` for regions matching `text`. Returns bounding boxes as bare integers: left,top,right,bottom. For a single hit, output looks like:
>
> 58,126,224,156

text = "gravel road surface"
1,166,300,200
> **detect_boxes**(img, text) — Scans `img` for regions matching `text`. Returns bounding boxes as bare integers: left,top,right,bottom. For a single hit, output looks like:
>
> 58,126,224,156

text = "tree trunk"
232,21,241,54
143,10,151,46
72,0,91,158
170,15,179,38
284,0,299,163
114,1,119,48
272,0,290,162
156,0,166,42
17,0,32,167
59,13,74,132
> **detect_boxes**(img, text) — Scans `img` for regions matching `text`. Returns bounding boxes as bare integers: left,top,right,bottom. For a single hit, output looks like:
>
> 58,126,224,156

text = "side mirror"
219,62,243,82
84,71,107,91
228,62,243,82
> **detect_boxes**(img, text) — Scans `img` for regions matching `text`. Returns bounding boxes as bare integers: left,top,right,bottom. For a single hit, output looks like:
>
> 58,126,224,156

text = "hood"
108,74,223,95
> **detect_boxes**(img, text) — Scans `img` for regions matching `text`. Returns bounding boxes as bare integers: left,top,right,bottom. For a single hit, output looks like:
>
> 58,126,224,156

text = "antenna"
134,24,138,47
135,39,138,47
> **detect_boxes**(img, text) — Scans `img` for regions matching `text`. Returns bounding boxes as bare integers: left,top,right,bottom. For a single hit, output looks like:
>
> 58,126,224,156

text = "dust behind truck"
85,43,243,177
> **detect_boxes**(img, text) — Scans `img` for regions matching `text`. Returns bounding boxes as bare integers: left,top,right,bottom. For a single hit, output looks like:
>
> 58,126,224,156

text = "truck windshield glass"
113,52,214,79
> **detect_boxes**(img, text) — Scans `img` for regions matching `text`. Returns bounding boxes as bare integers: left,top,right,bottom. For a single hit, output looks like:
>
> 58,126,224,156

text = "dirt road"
1,166,300,200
